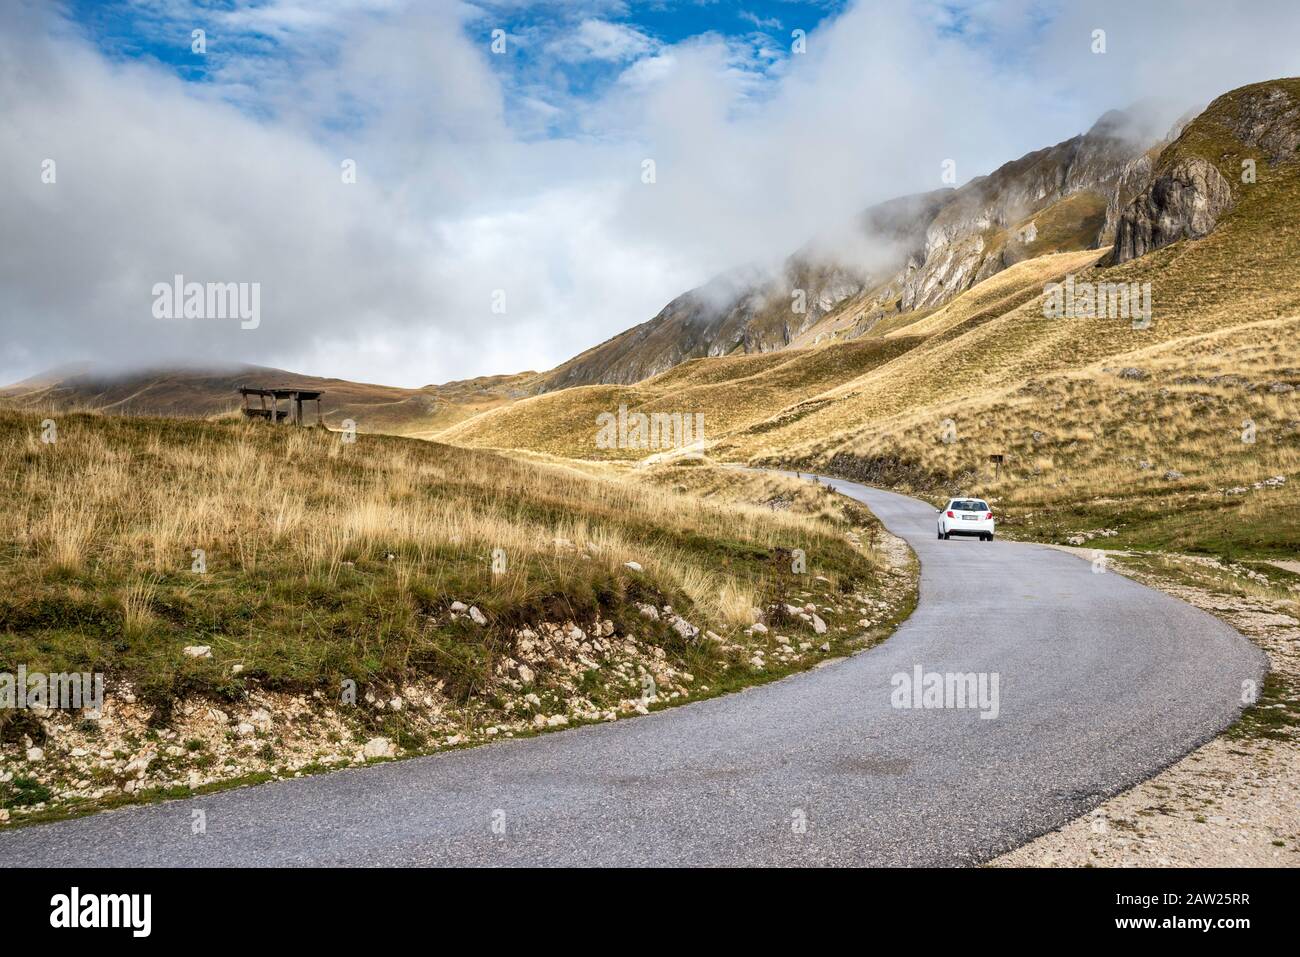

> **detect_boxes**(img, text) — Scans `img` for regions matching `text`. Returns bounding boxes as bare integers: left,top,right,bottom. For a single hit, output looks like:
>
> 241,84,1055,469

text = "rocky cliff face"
1100,109,1198,246
1111,157,1234,262
537,104,1178,393
533,190,951,391
900,111,1158,310
1113,80,1300,264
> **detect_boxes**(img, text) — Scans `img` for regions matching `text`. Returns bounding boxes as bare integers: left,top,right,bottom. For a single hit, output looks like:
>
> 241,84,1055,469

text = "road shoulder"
992,550,1300,867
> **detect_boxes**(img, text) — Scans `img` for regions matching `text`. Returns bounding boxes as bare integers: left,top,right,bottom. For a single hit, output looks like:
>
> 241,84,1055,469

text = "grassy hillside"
735,87,1300,559
436,336,922,460
1155,77,1300,191
441,249,1101,458
0,365,538,437
0,409,913,823
440,81,1300,561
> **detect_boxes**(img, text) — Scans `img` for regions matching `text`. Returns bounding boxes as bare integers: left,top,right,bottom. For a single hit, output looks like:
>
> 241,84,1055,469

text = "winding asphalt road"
0,478,1266,866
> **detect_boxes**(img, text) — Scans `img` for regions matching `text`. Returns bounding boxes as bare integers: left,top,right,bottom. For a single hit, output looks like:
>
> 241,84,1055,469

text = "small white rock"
670,616,699,640
624,561,643,573
182,645,212,659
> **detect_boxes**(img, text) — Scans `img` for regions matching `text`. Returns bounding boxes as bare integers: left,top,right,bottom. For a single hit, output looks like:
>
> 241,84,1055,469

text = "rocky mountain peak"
533,101,1211,392
1112,78,1300,264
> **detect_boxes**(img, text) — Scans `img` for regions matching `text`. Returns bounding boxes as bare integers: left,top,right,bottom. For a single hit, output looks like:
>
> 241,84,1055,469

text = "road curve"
0,478,1266,867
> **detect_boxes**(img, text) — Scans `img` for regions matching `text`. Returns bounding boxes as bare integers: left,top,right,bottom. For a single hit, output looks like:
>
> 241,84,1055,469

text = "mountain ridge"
0,363,539,435
526,102,1183,393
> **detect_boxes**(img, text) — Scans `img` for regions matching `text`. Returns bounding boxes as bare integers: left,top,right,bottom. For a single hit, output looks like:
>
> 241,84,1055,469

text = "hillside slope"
447,79,1300,558
741,79,1300,557
528,106,1174,392
440,249,1100,459
0,364,539,435
0,407,913,824
3,105,1180,426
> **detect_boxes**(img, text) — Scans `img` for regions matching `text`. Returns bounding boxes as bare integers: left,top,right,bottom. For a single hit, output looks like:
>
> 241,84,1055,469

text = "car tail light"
946,511,954,518
985,512,993,520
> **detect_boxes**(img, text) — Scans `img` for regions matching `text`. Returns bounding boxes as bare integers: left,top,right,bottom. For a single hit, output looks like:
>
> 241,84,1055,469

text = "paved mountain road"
0,478,1266,866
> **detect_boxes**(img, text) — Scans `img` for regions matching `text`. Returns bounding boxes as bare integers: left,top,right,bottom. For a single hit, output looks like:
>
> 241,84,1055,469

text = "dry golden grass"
436,149,1299,558
760,311,1300,555
0,365,538,438
437,336,922,460
735,158,1300,462
120,576,159,639
440,248,1102,462
0,410,888,704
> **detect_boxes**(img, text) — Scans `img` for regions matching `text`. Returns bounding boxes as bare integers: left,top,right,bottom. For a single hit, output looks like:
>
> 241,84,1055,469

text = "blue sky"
67,1,854,134
6,0,1299,388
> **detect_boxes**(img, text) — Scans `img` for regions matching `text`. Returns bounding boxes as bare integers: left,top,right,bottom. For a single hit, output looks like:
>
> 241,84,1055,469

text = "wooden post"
316,397,323,426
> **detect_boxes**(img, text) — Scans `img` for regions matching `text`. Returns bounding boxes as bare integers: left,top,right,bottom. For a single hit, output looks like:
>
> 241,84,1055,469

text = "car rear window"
951,500,988,511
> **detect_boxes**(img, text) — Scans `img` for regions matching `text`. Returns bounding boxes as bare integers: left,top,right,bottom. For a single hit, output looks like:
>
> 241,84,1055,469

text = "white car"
937,498,995,541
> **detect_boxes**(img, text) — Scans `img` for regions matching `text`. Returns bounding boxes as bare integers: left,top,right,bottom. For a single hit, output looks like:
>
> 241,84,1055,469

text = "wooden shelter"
239,386,324,426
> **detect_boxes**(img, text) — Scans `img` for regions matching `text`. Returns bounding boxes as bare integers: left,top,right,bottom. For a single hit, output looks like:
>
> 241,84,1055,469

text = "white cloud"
739,11,783,31
4,0,1300,389
550,18,657,62
617,52,678,89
